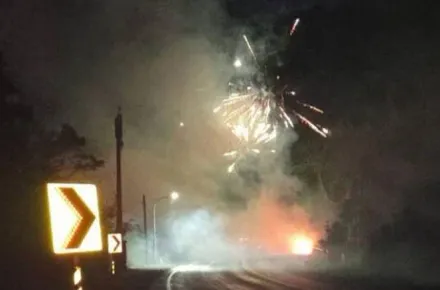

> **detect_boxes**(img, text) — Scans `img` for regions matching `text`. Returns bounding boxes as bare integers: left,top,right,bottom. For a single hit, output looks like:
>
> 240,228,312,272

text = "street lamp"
153,192,180,263
233,58,242,68
170,191,179,201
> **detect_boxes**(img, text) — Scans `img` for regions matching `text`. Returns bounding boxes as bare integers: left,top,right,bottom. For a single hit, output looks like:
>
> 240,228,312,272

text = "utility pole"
114,107,125,271
115,107,123,233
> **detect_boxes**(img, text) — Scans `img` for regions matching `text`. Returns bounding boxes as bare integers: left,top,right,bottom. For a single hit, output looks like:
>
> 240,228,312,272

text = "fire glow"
290,235,314,256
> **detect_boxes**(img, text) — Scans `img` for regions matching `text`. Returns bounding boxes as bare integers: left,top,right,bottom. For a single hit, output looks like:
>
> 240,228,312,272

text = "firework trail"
289,18,300,36
242,34,257,62
214,19,330,173
296,100,324,114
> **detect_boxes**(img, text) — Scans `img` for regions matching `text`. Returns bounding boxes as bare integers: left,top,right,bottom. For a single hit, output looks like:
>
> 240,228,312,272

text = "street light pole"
152,201,158,262
142,194,147,236
152,196,166,263
152,192,179,263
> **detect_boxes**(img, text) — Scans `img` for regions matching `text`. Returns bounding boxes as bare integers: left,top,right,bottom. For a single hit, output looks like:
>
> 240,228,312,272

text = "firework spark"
289,18,301,36
295,112,329,138
243,34,257,62
214,87,286,146
296,101,324,114
223,148,261,173
215,20,330,173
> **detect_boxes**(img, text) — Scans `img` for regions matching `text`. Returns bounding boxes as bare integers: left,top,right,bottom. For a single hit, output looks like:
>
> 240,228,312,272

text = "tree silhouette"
1,55,104,284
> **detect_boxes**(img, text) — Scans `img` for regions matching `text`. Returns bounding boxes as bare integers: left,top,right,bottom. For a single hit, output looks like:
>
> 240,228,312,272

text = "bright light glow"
73,266,82,290
179,122,184,127
47,183,103,254
290,235,314,256
171,264,212,273
233,59,242,68
167,264,212,290
289,18,300,36
323,127,331,136
170,191,179,201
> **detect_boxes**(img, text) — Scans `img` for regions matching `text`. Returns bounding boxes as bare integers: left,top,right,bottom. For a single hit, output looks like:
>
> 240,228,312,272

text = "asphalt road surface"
91,262,439,290
114,268,330,290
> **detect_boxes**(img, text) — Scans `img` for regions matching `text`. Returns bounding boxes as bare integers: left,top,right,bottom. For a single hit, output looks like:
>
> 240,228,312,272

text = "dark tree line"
1,54,104,288
281,1,440,282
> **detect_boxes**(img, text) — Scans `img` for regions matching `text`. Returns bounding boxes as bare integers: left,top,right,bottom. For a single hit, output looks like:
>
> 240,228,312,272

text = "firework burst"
215,20,330,173
213,85,288,146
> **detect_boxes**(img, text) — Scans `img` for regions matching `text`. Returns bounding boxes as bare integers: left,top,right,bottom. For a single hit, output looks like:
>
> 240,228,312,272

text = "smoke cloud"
1,0,335,267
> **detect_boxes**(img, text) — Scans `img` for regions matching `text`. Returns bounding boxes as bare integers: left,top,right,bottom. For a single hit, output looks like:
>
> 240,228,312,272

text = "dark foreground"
8,255,440,290
85,267,440,290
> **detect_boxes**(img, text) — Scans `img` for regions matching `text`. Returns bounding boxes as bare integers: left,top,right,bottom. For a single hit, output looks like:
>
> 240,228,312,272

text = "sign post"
47,183,103,290
107,233,123,275
73,256,82,290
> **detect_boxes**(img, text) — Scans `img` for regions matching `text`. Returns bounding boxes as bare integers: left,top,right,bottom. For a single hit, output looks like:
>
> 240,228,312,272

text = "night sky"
2,0,439,122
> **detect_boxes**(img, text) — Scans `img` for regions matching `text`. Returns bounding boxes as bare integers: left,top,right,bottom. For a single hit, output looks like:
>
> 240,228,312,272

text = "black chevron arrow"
58,187,96,249
112,235,121,253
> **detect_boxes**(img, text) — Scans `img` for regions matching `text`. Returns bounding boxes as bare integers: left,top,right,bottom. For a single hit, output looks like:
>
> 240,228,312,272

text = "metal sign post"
73,256,82,290
107,233,123,275
108,253,116,275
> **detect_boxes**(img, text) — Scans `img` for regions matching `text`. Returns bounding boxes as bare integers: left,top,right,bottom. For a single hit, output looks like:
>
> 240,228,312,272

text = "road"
88,260,438,290
119,267,329,290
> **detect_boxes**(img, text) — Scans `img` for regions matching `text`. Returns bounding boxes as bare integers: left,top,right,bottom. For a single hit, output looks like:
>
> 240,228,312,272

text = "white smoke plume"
1,0,335,268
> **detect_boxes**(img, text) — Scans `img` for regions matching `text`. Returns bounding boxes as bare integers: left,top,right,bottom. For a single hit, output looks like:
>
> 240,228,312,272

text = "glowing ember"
290,235,314,256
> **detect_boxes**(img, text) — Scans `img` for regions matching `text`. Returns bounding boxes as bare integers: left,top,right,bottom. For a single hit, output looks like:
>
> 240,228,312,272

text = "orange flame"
290,234,314,256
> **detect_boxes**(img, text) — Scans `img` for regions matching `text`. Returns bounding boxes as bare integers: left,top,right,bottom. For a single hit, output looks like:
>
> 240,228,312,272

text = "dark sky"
1,0,440,128
285,0,440,121
0,0,340,123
